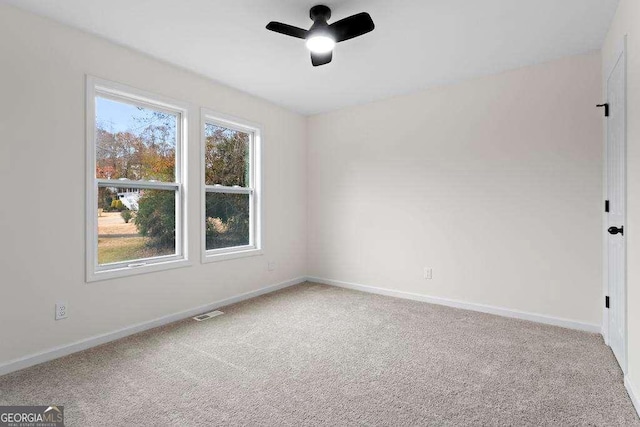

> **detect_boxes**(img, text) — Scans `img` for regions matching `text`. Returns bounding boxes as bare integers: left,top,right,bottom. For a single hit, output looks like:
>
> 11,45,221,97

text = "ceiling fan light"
305,35,335,54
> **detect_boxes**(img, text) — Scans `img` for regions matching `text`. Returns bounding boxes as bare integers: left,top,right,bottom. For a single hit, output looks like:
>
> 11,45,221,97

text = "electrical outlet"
268,261,277,271
55,302,68,320
424,268,433,280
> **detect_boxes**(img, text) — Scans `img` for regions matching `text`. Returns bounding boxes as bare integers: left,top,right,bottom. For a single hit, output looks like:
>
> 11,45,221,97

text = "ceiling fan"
266,5,375,67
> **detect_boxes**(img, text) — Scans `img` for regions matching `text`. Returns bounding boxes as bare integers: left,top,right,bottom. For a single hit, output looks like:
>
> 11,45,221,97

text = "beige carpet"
0,283,637,426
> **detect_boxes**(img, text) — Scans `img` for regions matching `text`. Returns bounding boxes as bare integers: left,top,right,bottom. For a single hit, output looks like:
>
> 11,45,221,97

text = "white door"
606,45,626,372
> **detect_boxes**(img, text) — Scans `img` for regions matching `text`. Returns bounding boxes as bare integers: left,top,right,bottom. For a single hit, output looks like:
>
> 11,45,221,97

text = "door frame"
602,35,628,374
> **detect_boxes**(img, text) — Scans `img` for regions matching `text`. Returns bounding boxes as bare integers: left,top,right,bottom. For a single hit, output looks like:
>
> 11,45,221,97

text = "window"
86,77,189,281
201,110,262,261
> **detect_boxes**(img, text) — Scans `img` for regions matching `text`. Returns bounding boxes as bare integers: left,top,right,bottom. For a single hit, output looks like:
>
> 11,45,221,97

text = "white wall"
602,0,640,405
307,52,603,327
0,5,307,365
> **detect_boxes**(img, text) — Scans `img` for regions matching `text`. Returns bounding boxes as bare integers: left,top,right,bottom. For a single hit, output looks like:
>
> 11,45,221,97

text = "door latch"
608,226,624,236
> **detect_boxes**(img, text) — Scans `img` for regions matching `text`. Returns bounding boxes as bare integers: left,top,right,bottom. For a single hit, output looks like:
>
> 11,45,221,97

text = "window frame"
200,108,263,263
86,76,190,282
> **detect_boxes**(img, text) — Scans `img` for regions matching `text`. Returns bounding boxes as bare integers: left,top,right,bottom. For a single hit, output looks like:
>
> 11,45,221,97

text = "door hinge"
605,296,610,309
605,200,610,213
597,103,609,117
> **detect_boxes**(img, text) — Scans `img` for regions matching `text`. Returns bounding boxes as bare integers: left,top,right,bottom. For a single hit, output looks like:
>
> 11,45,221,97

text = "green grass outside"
97,236,174,265
98,236,150,265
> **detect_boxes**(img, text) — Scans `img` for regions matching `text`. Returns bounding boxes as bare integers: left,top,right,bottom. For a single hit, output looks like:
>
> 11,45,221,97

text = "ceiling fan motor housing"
310,5,331,22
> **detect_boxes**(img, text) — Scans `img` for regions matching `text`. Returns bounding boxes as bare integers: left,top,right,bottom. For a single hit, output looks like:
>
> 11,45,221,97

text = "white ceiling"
5,0,619,115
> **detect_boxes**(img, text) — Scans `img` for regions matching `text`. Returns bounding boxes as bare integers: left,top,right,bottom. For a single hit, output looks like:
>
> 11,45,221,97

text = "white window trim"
201,108,263,263
86,76,191,282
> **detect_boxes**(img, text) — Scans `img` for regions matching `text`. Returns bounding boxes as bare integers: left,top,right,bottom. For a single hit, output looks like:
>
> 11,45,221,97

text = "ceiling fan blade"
329,12,375,42
311,51,332,67
266,22,308,39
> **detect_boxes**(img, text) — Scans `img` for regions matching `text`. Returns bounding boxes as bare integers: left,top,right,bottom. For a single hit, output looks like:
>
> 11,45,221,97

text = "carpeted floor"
0,282,638,426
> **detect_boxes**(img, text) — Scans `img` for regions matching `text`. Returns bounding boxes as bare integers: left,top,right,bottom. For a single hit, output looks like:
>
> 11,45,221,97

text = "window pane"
205,192,250,250
204,123,250,186
97,187,176,265
96,96,177,182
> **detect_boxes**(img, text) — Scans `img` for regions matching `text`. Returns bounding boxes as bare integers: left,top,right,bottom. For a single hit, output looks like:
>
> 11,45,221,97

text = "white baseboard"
0,275,603,377
625,375,640,418
307,276,601,333
0,276,306,377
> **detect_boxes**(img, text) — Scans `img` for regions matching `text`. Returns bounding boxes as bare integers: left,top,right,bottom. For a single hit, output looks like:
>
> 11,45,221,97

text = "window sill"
202,248,263,264
87,258,192,283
